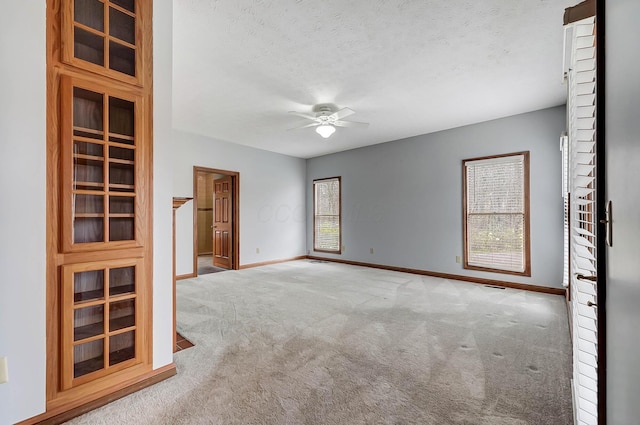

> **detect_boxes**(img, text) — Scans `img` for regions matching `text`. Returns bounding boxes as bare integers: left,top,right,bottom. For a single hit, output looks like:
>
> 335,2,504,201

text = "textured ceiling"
173,0,574,159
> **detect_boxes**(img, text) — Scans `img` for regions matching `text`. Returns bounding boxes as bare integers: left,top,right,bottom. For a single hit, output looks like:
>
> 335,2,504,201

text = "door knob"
587,301,597,307
575,273,597,282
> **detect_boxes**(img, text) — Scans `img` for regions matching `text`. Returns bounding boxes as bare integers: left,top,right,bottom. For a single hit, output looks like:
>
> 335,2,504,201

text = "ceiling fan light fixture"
316,124,336,138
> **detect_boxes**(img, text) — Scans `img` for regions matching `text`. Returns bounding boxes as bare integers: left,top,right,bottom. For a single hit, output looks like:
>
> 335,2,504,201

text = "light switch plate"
0,357,8,384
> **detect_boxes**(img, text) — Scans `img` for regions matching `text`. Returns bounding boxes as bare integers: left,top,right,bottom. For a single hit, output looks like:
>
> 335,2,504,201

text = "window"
463,152,530,275
313,177,341,253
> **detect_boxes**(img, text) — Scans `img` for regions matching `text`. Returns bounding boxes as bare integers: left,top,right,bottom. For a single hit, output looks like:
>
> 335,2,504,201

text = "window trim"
462,151,531,276
313,176,342,254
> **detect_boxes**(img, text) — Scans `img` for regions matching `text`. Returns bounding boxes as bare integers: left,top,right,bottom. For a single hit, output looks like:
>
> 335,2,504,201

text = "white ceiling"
172,0,574,159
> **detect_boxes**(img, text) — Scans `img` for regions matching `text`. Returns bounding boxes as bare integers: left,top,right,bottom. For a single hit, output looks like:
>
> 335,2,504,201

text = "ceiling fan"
288,103,369,138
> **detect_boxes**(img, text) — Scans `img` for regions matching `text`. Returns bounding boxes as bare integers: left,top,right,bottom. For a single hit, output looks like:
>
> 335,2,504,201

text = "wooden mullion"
133,95,143,247
109,133,135,142
104,267,111,370
109,158,134,165
109,325,137,338
104,0,110,73
73,126,105,137
107,1,136,18
73,22,106,38
109,213,135,218
134,261,141,362
109,183,134,190
107,36,137,51
74,154,104,162
109,140,137,149
109,293,137,303
61,266,75,390
103,93,110,243
71,333,105,346
61,76,75,253
106,191,135,198
73,188,106,195
74,135,106,145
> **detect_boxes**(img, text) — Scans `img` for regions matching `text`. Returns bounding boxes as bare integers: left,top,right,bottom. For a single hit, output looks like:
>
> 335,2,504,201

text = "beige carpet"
66,260,573,424
197,254,229,275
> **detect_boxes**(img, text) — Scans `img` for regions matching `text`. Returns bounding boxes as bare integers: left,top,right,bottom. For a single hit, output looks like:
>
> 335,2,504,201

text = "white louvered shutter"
566,16,598,425
561,133,570,289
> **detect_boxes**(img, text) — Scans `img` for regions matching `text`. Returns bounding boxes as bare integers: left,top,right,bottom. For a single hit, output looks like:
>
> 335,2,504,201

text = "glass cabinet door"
62,259,141,389
61,76,142,252
62,0,145,85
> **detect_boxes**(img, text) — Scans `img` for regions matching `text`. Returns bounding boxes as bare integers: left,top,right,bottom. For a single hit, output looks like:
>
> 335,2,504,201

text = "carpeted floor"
198,254,229,275
65,260,573,424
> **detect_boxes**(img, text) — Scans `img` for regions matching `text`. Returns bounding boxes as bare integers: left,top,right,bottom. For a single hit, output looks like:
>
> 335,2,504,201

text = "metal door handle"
602,200,613,247
575,273,597,282
587,301,597,307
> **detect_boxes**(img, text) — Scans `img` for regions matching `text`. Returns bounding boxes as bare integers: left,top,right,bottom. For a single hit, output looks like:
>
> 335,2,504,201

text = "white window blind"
314,177,341,252
464,153,529,274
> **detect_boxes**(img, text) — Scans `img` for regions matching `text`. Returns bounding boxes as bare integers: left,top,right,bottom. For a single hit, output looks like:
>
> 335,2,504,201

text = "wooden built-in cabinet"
40,0,167,422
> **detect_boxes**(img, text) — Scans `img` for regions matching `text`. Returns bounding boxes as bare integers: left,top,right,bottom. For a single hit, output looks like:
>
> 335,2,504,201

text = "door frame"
594,0,607,422
193,166,240,272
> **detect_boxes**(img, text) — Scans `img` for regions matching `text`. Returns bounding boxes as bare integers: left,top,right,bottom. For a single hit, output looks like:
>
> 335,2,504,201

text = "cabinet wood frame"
60,75,146,253
61,258,146,390
60,0,149,87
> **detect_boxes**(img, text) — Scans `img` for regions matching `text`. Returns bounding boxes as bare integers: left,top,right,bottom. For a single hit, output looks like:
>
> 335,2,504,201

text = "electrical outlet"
256,248,260,254
0,357,8,384
456,256,461,263
342,245,346,252
370,248,374,254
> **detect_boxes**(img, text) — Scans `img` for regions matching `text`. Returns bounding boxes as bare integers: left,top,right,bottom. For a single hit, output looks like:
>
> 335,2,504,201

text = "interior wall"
152,0,174,369
173,130,307,273
307,106,566,288
0,3,47,424
605,1,640,423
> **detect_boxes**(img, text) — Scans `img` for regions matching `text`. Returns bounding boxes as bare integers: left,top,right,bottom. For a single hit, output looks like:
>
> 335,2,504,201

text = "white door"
604,1,640,423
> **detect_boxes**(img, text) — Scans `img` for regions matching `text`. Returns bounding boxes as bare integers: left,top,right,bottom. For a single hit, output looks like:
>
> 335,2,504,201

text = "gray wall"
307,106,566,288
173,129,307,273
152,0,175,369
0,3,46,423
605,1,640,423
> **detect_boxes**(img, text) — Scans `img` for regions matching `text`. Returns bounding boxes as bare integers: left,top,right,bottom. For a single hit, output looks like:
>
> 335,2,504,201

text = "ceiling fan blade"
288,111,318,121
330,107,355,120
333,120,369,128
287,121,321,130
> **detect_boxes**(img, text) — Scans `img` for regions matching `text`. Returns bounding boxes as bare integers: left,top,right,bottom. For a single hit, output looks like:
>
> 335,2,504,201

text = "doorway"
193,166,240,274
